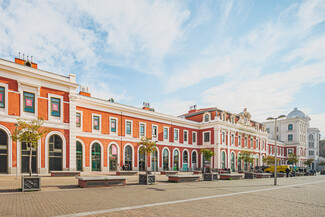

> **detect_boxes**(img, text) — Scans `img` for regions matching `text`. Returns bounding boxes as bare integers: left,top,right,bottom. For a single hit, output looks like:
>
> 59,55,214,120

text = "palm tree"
200,149,215,173
138,137,157,174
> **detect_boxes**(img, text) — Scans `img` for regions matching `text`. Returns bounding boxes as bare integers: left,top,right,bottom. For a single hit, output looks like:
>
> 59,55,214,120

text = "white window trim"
92,113,102,134
125,119,133,137
152,124,158,140
139,122,146,138
203,112,211,122
0,83,8,115
163,127,169,142
109,117,118,135
48,93,64,122
222,131,225,144
19,84,39,119
231,134,235,146
192,132,197,145
174,128,179,143
250,138,254,149
203,131,211,144
238,135,241,146
256,139,259,150
183,130,189,144
287,148,294,155
76,110,83,131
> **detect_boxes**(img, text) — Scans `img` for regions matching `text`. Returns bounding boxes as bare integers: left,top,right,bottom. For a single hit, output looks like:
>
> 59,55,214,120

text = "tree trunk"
29,144,32,176
145,154,148,174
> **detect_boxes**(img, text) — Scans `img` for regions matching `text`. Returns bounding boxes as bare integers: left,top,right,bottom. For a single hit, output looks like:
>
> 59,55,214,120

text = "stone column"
69,90,77,171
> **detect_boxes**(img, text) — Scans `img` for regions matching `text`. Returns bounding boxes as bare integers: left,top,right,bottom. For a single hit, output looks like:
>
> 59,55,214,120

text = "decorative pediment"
238,108,251,126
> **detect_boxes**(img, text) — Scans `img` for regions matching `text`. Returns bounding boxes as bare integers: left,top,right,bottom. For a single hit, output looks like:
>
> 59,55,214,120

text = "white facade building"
263,108,320,168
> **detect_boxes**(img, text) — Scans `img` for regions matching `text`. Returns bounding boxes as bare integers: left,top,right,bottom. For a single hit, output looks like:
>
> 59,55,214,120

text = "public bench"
116,171,138,176
219,174,242,180
255,173,271,178
76,176,127,188
168,175,200,183
50,171,80,177
160,171,178,175
203,172,219,181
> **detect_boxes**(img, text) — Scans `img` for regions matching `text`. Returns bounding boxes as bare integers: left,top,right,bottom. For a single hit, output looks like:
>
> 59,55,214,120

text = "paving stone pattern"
0,173,324,217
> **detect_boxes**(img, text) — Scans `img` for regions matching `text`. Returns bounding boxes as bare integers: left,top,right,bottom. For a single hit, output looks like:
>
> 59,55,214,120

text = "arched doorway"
49,135,63,172
231,152,235,172
0,130,8,173
163,149,169,171
21,142,37,173
151,148,158,172
124,145,132,170
76,141,83,171
109,144,118,171
138,147,145,171
192,151,197,170
183,150,188,171
238,157,242,171
91,143,101,171
221,151,226,169
173,149,179,171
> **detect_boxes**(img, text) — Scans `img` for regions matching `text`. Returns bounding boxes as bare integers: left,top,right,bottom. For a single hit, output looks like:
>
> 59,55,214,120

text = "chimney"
142,102,154,111
15,52,38,69
189,105,197,113
79,86,91,97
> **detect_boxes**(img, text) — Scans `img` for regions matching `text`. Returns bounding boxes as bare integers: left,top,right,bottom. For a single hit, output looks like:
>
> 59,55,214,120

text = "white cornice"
0,59,79,89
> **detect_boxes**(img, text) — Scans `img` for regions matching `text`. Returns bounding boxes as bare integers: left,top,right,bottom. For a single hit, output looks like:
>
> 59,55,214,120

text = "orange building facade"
0,57,292,174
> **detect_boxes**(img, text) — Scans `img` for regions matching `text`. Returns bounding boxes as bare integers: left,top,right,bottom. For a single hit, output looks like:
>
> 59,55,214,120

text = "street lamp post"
14,123,18,179
267,115,286,186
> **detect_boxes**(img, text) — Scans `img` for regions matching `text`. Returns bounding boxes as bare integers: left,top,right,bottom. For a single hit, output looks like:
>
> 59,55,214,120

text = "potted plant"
238,151,255,179
200,149,216,181
12,118,49,191
138,137,157,185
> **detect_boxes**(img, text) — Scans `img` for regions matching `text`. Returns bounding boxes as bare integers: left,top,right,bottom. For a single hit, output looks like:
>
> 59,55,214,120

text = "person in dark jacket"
285,167,290,178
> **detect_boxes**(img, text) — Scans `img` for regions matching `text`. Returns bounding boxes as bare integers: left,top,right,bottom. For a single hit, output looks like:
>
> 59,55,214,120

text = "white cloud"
152,98,196,116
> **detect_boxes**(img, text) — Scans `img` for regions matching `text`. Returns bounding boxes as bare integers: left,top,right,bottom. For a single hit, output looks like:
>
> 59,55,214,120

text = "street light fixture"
266,115,286,186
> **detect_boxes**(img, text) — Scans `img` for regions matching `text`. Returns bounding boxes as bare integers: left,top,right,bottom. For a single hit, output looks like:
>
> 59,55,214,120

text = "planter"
139,174,155,185
21,175,41,192
203,173,218,181
244,172,256,179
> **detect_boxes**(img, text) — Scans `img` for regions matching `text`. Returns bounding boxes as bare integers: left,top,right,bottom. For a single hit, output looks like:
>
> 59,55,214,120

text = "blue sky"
0,0,325,137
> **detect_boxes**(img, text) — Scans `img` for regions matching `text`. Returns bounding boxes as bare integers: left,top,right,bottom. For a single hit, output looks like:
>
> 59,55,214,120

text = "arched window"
124,145,132,171
151,148,158,172
204,114,210,122
109,144,118,171
231,152,235,172
221,151,226,169
76,141,83,171
91,143,101,171
163,149,169,171
183,150,188,170
49,135,63,172
288,124,293,131
0,129,8,173
173,149,179,171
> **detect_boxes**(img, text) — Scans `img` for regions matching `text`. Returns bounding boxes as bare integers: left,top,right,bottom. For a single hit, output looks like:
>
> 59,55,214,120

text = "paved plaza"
0,173,324,217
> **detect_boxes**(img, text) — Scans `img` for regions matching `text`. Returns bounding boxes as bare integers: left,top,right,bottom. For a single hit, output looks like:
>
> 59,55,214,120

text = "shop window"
51,97,61,117
23,92,35,113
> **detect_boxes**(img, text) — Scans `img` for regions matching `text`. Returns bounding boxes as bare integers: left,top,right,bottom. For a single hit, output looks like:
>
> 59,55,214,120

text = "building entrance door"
21,142,37,173
0,130,8,173
92,143,101,171
76,142,82,171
